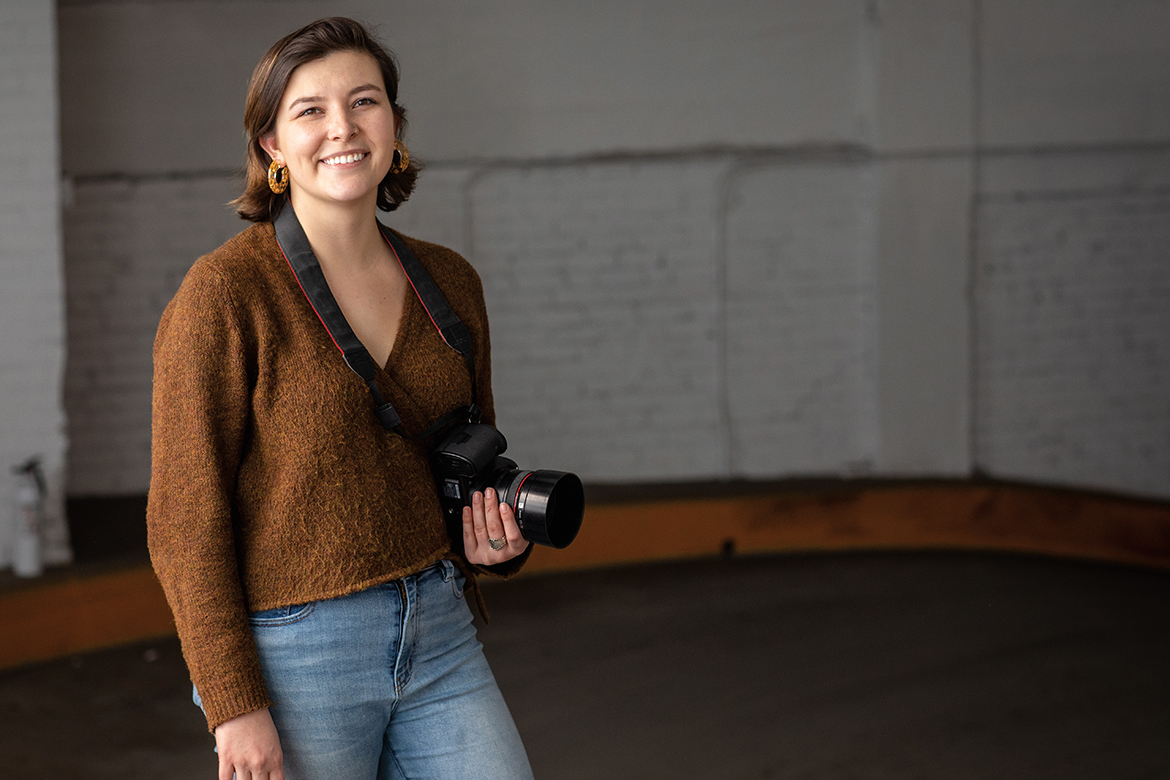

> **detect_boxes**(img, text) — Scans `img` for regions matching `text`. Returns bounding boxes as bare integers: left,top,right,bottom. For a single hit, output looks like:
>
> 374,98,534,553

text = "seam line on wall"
713,159,741,478
66,140,1170,186
967,0,984,478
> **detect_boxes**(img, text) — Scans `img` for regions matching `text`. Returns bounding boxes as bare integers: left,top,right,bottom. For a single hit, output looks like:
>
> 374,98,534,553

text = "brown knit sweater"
147,221,525,731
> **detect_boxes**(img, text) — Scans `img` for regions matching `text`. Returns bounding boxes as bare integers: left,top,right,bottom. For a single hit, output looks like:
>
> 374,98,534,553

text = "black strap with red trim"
273,203,480,438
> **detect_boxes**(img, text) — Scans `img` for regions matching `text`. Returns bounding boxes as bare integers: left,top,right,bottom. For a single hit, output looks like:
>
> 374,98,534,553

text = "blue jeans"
198,560,533,780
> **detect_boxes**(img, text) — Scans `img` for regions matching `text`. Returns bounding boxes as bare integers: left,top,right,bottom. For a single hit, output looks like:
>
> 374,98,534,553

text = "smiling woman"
233,19,419,223
146,17,535,780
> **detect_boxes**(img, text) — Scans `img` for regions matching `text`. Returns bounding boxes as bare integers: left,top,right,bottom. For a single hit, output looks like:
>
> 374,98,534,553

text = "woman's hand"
463,487,531,565
214,707,284,780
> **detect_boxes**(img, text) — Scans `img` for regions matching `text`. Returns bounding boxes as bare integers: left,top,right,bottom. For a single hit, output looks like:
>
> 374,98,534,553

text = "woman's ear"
259,132,280,163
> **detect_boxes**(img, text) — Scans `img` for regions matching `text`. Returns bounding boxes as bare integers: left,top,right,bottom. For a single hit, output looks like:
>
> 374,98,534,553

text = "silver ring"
488,537,507,551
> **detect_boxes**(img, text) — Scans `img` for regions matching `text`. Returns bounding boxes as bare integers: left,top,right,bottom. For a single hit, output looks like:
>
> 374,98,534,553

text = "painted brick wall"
976,152,1170,499
874,158,973,475
50,0,1170,504
62,177,241,495
725,163,879,477
472,161,728,480
0,0,70,568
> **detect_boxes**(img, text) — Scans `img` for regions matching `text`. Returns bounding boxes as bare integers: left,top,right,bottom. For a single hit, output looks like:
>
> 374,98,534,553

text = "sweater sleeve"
146,260,272,732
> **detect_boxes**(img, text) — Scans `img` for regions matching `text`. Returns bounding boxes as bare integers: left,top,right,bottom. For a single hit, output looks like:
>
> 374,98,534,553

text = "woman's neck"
288,190,388,272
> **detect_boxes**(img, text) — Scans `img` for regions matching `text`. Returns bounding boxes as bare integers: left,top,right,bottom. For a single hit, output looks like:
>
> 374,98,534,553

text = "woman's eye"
296,107,322,117
354,97,376,107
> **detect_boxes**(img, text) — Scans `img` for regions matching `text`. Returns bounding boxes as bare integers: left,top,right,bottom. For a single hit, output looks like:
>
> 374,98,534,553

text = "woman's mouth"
321,152,368,166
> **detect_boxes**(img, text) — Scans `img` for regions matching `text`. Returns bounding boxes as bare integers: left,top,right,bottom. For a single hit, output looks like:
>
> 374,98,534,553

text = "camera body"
431,423,584,550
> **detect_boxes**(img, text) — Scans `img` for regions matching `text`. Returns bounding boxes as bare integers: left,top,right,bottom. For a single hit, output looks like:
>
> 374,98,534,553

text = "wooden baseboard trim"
0,566,174,670
525,482,1170,572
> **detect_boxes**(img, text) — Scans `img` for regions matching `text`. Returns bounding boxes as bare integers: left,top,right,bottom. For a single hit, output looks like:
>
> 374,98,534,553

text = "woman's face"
261,50,397,214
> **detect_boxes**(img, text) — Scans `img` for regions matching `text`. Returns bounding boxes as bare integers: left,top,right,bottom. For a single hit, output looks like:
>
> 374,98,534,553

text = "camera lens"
498,469,584,549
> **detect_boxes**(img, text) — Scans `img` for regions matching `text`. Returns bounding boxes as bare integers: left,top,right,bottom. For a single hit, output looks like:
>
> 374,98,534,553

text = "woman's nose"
329,112,357,140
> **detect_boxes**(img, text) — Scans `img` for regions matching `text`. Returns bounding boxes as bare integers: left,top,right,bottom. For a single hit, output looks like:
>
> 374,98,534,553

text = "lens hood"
507,470,584,549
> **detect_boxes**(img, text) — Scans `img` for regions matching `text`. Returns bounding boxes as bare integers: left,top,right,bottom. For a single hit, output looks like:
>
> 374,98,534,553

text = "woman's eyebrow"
288,94,323,110
349,83,384,95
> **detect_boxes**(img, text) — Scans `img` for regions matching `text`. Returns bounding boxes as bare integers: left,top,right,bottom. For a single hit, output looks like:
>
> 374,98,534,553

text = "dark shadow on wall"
66,495,149,565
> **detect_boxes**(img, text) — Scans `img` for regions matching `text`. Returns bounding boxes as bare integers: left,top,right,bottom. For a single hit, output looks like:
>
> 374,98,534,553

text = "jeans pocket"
247,601,315,626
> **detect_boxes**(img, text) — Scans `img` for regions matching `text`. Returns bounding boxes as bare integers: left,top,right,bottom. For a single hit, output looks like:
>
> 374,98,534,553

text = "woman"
147,17,534,780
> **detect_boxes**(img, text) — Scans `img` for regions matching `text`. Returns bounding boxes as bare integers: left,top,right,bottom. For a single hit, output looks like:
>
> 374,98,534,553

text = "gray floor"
3,551,1168,779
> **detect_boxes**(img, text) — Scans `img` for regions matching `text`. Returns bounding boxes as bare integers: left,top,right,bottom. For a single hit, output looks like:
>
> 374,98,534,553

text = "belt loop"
438,558,455,581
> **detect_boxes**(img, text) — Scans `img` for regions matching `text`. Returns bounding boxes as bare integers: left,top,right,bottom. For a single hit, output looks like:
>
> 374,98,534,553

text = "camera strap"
273,204,479,438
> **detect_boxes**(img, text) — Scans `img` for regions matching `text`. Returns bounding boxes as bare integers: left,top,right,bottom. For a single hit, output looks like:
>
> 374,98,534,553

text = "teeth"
323,152,367,165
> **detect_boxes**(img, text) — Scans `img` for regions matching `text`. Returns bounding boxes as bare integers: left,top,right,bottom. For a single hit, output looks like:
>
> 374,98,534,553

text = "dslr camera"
431,423,584,550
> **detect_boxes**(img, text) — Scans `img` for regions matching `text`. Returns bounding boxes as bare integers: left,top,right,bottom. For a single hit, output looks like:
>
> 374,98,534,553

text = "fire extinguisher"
12,457,46,578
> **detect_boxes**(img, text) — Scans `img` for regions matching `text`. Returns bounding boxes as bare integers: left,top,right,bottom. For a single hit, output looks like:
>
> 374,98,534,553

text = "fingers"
462,488,531,565
215,708,284,780
497,501,529,555
227,768,285,780
462,504,478,557
482,488,508,547
227,769,285,780
221,755,286,780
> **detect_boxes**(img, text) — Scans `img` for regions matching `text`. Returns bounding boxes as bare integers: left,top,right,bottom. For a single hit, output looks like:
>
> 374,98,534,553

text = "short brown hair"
232,17,420,222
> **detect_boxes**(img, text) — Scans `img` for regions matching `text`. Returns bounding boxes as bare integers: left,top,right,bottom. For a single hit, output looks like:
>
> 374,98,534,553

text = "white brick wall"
0,0,70,568
47,0,1170,502
471,161,727,481
62,177,242,495
725,163,879,477
976,151,1170,499
387,167,475,257
981,0,1170,146
872,0,974,150
874,158,973,475
58,0,877,174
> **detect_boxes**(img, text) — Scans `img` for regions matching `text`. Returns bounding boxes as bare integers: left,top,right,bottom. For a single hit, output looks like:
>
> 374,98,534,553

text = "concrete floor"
2,551,1168,779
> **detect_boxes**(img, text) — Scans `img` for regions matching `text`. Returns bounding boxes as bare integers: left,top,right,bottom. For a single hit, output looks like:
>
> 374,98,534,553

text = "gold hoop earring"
267,159,289,194
390,139,410,174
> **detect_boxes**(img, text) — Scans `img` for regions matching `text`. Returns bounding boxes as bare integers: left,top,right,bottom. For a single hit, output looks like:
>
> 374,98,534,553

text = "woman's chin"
294,184,380,211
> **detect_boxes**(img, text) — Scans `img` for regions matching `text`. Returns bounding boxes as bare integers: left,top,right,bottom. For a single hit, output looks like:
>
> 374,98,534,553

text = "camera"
431,423,584,550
